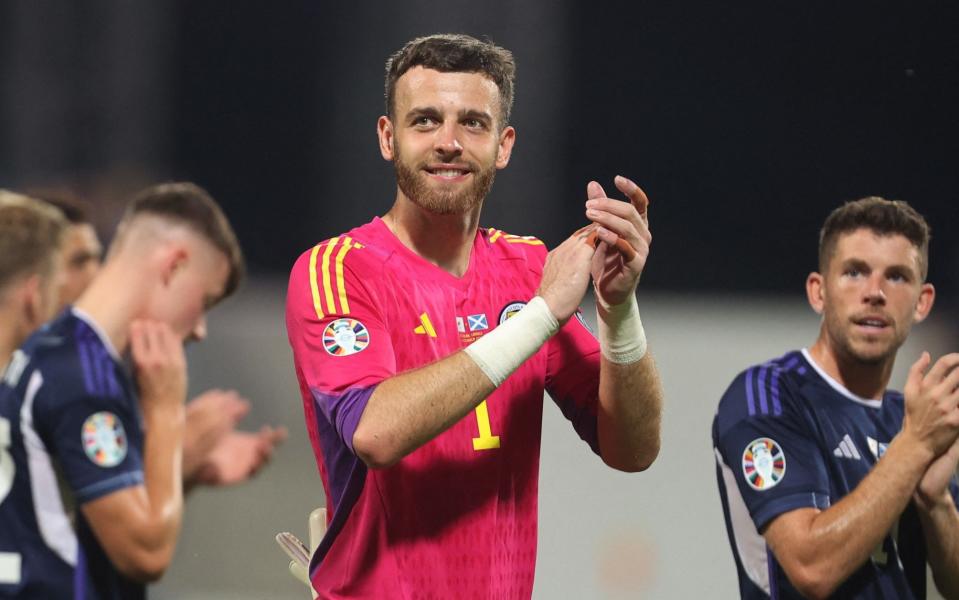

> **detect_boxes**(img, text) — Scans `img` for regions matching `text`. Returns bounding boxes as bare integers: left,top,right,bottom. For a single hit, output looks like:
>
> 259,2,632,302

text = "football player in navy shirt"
0,183,244,599
714,197,959,599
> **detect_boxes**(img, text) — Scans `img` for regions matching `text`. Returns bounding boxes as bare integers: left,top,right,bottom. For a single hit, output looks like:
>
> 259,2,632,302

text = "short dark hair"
385,33,516,126
819,196,931,279
37,194,91,225
121,182,246,299
0,191,68,289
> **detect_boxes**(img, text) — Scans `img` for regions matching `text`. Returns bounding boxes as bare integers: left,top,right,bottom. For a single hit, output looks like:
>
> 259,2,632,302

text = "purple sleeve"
311,385,377,453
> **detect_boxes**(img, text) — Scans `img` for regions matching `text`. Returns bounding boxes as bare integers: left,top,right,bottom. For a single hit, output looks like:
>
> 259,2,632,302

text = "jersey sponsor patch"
742,437,785,491
323,318,370,356
82,412,128,467
498,301,526,324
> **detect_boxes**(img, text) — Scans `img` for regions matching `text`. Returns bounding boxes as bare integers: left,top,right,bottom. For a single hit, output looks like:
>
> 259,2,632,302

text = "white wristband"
596,293,647,364
463,296,559,386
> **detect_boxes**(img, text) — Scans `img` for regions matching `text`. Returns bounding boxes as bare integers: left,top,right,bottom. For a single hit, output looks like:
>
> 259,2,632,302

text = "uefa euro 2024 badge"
82,412,128,468
323,318,370,356
742,437,785,491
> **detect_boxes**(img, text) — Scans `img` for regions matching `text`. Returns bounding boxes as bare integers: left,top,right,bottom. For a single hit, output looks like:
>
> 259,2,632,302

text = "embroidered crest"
82,412,127,467
323,319,370,356
742,437,785,491
498,301,526,325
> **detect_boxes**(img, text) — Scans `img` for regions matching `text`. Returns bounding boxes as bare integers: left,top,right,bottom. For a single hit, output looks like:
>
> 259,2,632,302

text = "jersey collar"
800,348,883,409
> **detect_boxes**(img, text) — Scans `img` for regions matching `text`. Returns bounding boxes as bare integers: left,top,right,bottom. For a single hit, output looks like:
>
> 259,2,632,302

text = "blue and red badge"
323,318,370,356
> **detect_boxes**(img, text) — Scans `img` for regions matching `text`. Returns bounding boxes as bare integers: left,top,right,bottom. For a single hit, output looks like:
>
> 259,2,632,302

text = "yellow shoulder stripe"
308,244,325,320
490,230,542,246
309,236,359,317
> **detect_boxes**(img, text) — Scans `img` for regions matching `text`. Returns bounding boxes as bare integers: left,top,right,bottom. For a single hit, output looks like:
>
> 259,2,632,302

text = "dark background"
2,1,957,296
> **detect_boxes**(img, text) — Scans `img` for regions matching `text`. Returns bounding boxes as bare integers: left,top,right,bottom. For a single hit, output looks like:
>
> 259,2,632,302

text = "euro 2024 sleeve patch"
82,412,128,467
323,318,370,356
742,437,785,491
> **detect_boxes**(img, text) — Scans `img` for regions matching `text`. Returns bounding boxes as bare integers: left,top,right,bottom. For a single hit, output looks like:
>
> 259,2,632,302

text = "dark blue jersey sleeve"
32,377,143,505
714,365,831,531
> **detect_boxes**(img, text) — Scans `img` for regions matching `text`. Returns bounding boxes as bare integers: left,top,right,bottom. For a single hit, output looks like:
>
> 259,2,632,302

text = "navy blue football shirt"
0,308,145,599
713,349,959,599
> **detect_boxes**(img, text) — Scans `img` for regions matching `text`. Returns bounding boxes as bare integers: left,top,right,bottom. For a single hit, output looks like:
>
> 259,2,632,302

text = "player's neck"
383,195,482,278
0,298,36,368
73,261,143,354
0,309,19,368
808,335,893,400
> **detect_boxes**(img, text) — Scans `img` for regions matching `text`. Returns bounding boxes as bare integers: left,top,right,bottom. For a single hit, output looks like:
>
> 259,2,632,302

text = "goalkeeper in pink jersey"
285,33,664,598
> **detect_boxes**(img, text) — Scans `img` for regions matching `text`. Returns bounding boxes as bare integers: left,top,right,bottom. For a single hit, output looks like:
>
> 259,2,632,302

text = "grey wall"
153,281,953,599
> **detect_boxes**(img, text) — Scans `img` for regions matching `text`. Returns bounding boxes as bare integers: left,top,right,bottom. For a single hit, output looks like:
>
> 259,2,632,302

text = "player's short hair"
120,182,245,300
0,190,68,290
385,33,516,127
36,194,91,225
818,196,931,280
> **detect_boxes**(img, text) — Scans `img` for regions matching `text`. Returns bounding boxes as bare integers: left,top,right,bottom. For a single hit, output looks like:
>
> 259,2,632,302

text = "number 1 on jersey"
472,401,500,450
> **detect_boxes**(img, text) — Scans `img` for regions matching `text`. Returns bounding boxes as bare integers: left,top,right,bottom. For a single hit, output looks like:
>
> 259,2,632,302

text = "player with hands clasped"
713,197,959,600
0,183,244,599
285,33,663,598
42,196,286,490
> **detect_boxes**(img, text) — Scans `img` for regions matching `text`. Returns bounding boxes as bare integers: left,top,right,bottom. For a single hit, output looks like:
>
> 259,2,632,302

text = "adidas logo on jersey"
833,434,861,460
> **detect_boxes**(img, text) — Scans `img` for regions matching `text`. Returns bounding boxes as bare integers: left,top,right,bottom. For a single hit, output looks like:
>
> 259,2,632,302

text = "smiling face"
377,67,516,216
807,228,934,366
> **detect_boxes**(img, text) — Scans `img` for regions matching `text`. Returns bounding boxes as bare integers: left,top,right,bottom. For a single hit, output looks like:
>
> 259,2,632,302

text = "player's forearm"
769,433,930,598
918,491,959,599
352,351,497,468
354,296,557,468
140,405,185,553
597,352,662,472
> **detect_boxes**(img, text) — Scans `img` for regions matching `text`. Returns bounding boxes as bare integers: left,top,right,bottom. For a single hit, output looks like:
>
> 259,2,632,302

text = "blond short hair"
0,190,68,290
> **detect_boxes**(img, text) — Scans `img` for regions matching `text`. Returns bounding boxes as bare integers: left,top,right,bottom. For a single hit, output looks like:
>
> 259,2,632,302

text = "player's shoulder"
481,227,548,264
11,311,112,403
289,220,392,285
715,350,810,434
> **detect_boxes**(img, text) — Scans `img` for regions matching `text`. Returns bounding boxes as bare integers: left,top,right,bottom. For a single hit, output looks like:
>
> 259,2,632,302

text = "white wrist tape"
596,293,647,364
464,296,559,386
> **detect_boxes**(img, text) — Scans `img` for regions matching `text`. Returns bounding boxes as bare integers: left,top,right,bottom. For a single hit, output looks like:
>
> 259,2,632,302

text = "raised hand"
130,319,187,412
584,176,652,307
536,228,597,324
183,389,251,482
192,425,288,486
902,352,959,461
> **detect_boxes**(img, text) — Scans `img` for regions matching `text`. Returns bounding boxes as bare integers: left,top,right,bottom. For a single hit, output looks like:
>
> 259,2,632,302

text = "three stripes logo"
308,236,363,320
414,313,437,338
833,434,862,460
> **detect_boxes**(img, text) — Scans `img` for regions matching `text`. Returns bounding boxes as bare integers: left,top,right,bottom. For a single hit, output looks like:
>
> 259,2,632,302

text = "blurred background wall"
2,1,957,598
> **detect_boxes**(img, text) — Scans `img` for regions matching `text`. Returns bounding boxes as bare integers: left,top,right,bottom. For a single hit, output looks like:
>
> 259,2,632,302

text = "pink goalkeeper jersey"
286,217,601,599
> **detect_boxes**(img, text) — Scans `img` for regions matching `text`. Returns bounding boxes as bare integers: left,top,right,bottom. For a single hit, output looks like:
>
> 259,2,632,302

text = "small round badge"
82,412,127,468
498,301,526,325
323,319,370,356
742,437,785,491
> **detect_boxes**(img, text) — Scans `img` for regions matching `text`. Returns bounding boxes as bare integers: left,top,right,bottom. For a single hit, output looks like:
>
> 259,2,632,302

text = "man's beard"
394,148,497,215
824,309,906,366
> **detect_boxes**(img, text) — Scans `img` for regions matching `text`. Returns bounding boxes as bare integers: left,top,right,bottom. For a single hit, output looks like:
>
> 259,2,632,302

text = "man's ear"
495,125,516,169
806,272,825,315
913,282,935,324
377,116,395,161
159,244,189,287
20,273,45,331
